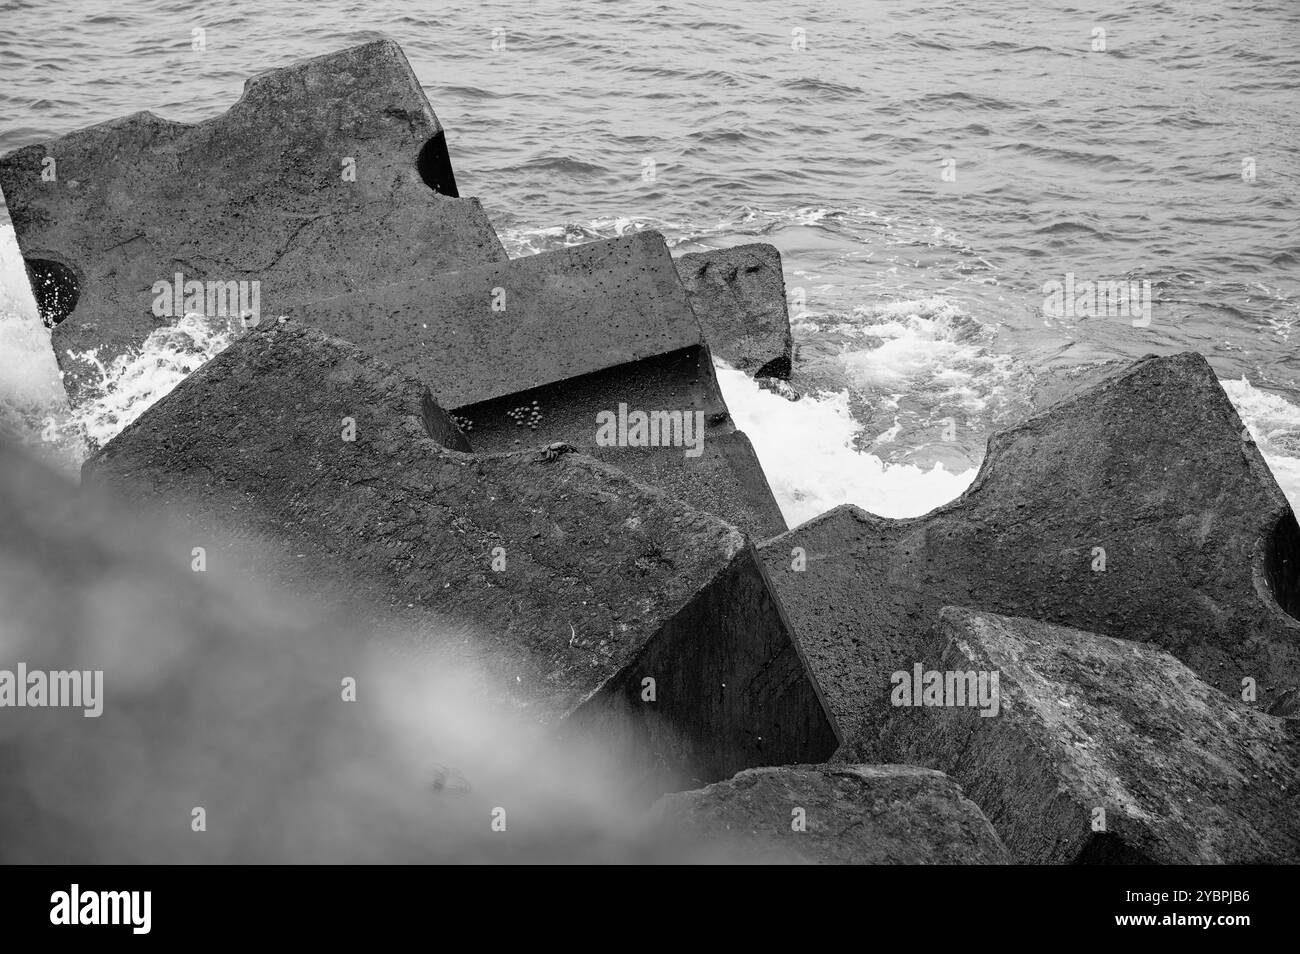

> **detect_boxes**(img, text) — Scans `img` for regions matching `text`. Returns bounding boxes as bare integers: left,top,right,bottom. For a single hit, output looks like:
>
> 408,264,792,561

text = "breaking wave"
65,313,237,451
3,219,1299,520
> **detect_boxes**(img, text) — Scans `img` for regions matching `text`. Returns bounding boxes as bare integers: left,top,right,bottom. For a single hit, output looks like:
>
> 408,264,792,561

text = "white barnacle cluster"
506,400,543,430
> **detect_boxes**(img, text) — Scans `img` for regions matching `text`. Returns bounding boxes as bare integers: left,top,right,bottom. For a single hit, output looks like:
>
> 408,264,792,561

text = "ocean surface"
2,0,1298,525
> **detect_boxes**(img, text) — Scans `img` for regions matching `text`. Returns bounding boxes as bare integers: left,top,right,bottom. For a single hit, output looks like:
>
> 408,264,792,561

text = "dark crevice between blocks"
417,131,459,197
755,354,791,380
24,258,80,327
419,390,472,452
1266,509,1300,622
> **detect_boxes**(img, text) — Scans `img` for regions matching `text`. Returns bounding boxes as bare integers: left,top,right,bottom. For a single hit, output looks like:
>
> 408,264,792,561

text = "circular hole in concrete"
1266,509,1300,621
417,131,460,198
24,258,80,327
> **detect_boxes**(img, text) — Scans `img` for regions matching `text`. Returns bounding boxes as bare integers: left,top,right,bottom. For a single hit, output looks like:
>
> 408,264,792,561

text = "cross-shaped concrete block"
0,38,505,410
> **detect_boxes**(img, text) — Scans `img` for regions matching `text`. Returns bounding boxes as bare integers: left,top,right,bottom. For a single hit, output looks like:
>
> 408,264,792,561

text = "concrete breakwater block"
0,440,786,862
83,321,836,789
288,231,786,538
759,352,1300,742
674,243,793,379
868,608,1300,864
0,38,505,406
647,764,1010,864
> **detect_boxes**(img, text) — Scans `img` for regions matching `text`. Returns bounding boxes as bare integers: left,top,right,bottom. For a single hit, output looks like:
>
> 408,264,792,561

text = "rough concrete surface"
867,607,1300,864
674,243,793,378
648,763,1010,864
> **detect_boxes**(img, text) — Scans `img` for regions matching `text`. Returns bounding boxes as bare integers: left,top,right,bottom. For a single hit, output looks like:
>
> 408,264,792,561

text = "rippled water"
2,0,1298,519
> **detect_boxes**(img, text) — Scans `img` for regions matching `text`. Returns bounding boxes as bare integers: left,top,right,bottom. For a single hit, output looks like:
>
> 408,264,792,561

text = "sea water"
2,0,1297,520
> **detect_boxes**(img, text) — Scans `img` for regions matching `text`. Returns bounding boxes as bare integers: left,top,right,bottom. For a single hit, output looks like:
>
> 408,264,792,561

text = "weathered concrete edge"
760,353,1300,639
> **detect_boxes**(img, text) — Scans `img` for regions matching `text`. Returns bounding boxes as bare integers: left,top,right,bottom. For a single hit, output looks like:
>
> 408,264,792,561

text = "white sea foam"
714,363,977,527
66,313,237,451
1221,377,1300,512
832,297,1021,413
2,207,240,456
0,221,83,468
718,360,1300,527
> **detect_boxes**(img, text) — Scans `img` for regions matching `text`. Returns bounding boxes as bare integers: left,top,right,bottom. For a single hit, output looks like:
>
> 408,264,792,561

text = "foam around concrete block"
869,607,1300,864
83,321,834,788
760,352,1300,743
0,38,505,407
